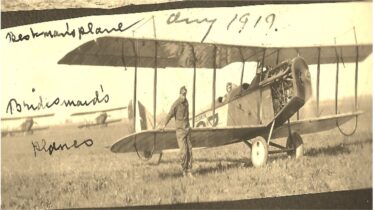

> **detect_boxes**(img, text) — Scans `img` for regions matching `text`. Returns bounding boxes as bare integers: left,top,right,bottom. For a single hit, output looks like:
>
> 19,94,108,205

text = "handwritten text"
6,84,110,115
31,138,94,157
5,20,142,43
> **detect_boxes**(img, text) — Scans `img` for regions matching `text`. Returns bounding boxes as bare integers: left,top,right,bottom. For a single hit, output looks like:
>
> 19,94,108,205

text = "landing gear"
137,150,163,165
243,120,303,168
143,150,153,159
134,135,163,165
250,137,268,167
286,132,304,159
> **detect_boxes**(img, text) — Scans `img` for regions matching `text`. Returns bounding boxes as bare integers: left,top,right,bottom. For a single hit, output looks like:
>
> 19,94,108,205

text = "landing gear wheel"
139,151,163,165
251,137,268,167
286,132,304,159
143,150,153,159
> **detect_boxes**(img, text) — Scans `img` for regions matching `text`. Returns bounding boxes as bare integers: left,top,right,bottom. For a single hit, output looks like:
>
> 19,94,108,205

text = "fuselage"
20,118,34,131
194,56,312,129
96,112,108,124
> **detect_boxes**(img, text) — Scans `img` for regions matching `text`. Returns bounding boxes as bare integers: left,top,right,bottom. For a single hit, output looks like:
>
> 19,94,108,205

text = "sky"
1,1,372,127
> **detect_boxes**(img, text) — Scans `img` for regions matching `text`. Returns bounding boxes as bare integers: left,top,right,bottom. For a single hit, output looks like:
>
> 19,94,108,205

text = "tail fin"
127,100,155,133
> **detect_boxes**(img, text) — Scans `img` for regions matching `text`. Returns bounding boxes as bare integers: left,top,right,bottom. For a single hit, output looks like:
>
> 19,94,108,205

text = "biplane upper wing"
58,37,372,68
71,107,127,116
9,126,50,133
111,125,267,153
1,113,54,121
271,111,363,139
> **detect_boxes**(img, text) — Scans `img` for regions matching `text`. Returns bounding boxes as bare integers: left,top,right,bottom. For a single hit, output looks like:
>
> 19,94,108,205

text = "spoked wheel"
286,132,304,159
251,137,268,167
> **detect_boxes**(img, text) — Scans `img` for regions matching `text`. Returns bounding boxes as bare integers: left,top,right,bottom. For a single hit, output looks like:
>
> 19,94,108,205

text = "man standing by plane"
161,86,193,178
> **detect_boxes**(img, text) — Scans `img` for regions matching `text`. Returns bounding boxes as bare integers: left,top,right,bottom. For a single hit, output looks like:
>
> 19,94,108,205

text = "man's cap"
180,86,187,94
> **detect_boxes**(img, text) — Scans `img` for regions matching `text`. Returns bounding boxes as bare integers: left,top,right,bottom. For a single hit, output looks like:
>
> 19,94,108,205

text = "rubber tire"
286,132,304,159
251,137,268,168
141,151,163,165
143,150,153,159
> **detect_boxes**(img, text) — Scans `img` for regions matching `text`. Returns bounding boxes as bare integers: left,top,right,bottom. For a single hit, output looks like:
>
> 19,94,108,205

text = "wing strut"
212,45,217,127
153,17,158,129
191,45,197,127
295,48,301,120
260,49,266,81
334,38,340,115
316,47,321,116
131,39,138,132
258,49,266,124
239,47,245,94
153,40,158,129
151,19,163,163
353,27,359,111
152,40,159,161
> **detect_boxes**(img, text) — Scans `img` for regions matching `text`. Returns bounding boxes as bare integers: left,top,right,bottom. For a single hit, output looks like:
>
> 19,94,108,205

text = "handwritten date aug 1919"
5,11,276,44
166,11,276,42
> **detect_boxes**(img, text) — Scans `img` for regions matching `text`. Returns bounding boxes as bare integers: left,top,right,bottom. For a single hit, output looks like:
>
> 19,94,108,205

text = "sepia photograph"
1,0,372,209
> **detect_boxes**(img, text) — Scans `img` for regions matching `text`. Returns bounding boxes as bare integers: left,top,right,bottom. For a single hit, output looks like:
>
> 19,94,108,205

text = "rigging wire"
334,28,359,137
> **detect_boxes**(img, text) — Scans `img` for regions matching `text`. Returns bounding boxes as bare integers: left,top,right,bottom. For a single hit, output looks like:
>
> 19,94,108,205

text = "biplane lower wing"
1,126,49,136
271,111,363,139
106,119,122,124
12,126,49,133
78,119,122,128
111,125,267,153
30,126,49,131
111,111,362,153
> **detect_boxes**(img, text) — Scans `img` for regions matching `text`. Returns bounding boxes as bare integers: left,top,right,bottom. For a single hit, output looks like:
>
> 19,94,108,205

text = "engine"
260,57,312,115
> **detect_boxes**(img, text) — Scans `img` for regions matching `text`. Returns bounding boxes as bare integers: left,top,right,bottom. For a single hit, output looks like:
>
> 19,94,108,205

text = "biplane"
1,113,54,137
58,33,371,167
70,106,127,128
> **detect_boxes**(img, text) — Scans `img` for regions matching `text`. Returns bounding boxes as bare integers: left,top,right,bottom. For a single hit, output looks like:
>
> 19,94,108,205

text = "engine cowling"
291,56,312,102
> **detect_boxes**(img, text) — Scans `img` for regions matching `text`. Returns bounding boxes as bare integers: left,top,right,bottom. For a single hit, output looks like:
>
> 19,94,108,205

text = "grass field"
1,97,372,209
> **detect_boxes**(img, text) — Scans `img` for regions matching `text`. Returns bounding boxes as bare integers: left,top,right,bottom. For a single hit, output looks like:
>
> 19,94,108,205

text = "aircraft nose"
301,69,312,100
292,57,312,101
